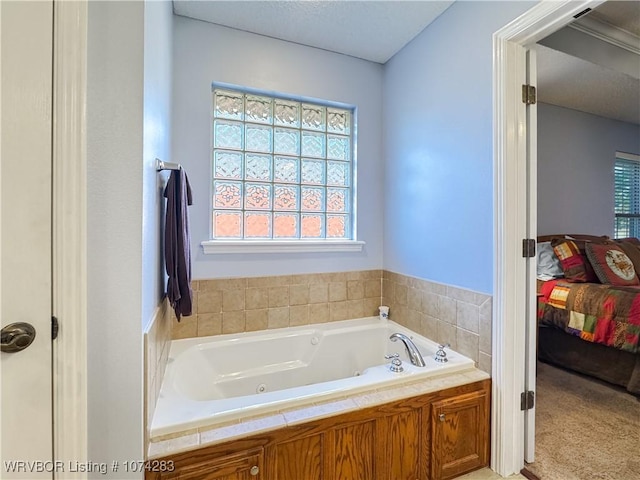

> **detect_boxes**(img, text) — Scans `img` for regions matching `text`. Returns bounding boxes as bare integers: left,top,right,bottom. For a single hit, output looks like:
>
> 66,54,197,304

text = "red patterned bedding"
537,280,640,353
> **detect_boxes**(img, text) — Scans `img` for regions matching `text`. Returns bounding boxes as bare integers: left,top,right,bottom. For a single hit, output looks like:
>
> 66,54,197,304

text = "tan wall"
162,269,492,374
382,271,492,374
146,269,493,443
144,300,171,445
170,270,383,339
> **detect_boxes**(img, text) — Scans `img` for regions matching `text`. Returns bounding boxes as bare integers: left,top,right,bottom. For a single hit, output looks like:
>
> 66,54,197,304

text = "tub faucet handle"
435,343,450,363
385,353,403,373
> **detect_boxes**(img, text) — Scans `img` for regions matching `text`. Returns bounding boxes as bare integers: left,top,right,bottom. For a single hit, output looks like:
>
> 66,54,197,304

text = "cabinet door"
272,433,325,480
378,410,423,480
431,390,489,480
160,448,263,480
335,420,376,480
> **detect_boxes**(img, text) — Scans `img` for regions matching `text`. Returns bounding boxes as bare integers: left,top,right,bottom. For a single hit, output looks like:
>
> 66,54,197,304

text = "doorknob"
1,322,36,353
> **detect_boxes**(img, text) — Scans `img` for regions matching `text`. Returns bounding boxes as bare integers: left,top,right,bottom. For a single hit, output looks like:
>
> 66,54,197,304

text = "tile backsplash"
168,269,492,375
144,300,171,447
171,270,383,339
382,271,492,374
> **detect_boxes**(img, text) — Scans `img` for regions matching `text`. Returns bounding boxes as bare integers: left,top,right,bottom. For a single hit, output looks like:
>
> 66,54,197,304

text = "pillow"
617,241,640,275
585,242,640,286
551,239,598,283
536,242,564,280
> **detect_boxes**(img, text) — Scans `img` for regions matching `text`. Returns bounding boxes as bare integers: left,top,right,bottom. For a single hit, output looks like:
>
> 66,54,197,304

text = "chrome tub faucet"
389,333,426,367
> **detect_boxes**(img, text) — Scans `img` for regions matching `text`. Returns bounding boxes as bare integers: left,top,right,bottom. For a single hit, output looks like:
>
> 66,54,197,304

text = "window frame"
614,151,640,239
201,83,364,254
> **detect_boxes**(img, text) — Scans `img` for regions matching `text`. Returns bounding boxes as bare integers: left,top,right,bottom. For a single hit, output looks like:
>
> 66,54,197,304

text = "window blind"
614,153,640,238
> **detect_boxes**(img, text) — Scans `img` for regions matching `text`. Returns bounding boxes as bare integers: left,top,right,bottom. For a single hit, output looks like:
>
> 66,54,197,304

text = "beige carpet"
526,362,640,480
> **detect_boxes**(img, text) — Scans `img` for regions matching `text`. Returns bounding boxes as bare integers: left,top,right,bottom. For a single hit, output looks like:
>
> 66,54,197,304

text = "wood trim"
323,427,336,480
520,466,542,480
420,404,431,480
52,0,88,471
492,0,606,476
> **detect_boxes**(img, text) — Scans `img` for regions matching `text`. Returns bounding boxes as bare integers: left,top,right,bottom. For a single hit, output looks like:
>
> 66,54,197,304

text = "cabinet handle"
439,413,446,422
250,465,259,476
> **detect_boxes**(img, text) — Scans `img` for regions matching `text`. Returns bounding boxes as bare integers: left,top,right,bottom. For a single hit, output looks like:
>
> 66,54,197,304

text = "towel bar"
156,158,181,171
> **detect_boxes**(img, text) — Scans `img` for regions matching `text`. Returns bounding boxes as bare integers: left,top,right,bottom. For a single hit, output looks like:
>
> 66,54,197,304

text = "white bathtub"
151,317,475,438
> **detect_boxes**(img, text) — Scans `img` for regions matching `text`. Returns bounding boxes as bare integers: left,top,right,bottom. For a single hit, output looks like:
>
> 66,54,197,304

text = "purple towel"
164,169,193,320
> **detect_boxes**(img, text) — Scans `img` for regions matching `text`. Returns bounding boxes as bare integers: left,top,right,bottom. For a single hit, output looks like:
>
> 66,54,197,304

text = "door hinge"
522,84,536,105
52,316,59,340
521,391,535,410
522,238,536,258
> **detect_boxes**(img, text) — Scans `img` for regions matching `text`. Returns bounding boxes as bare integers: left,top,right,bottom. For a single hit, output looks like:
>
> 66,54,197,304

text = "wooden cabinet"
378,409,423,479
147,379,490,480
269,433,325,480
157,448,263,480
431,390,490,480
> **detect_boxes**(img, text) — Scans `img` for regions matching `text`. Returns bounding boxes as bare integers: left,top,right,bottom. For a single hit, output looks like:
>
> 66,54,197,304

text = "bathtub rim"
151,317,477,439
148,371,492,459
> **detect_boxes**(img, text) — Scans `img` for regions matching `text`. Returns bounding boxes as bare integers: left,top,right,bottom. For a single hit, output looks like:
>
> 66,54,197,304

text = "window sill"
201,240,365,254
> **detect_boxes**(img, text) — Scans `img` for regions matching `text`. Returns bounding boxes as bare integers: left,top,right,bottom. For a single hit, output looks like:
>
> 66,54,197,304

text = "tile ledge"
147,368,489,459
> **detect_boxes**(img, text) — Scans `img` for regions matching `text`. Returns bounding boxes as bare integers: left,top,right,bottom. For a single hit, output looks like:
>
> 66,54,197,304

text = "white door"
0,1,54,478
524,47,538,464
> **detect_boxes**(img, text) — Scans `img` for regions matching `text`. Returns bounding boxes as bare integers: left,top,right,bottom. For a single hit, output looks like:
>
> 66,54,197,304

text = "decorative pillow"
536,242,564,280
551,239,598,283
585,242,640,286
617,241,640,276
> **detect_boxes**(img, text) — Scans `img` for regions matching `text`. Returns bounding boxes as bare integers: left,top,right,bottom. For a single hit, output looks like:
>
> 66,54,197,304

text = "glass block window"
212,86,354,240
614,153,640,238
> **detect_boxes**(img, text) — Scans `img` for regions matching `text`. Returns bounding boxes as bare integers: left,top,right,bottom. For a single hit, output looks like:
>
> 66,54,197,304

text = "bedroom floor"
525,361,640,480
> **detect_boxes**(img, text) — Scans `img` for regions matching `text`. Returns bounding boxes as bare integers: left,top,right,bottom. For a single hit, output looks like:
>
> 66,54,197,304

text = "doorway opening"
492,0,609,476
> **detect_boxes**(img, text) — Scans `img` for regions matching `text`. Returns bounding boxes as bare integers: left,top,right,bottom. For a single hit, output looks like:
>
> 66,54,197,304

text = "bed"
536,234,640,395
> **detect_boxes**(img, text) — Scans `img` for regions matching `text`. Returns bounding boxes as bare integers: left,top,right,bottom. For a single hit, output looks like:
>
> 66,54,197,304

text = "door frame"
52,0,88,467
492,0,605,475
49,0,621,472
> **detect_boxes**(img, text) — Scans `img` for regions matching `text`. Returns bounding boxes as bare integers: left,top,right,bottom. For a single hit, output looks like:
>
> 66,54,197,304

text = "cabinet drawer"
161,448,263,480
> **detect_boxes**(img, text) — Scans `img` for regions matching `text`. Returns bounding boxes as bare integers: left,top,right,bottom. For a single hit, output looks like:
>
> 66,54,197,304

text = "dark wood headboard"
537,234,610,243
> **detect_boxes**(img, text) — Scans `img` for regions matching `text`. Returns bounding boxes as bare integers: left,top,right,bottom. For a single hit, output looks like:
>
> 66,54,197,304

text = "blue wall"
172,18,384,279
143,0,173,328
538,103,640,236
88,1,144,475
383,1,535,294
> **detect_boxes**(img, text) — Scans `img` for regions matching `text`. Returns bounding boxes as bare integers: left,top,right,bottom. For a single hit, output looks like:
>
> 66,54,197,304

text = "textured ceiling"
537,0,640,125
535,44,640,125
173,0,638,123
590,0,640,37
172,0,454,64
